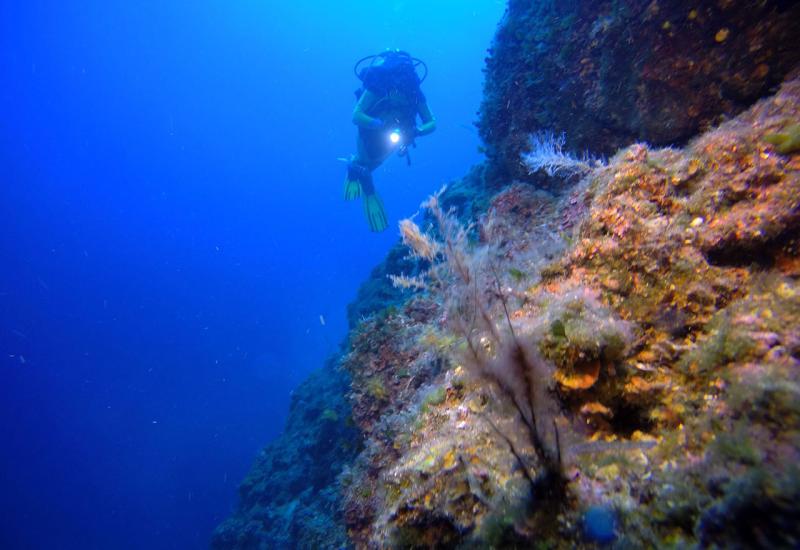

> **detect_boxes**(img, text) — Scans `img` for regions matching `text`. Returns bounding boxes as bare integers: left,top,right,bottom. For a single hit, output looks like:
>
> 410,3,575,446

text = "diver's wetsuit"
344,53,436,232
353,87,435,165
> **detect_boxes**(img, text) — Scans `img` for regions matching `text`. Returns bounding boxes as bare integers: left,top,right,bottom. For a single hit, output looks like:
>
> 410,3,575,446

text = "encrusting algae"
338,74,800,548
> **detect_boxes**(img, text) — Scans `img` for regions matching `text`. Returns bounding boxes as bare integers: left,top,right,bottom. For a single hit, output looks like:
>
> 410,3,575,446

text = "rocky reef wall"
340,74,800,548
479,0,800,185
211,359,360,549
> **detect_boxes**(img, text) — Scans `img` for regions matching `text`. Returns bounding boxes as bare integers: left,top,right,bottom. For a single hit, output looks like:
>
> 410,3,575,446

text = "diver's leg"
353,137,388,231
357,133,393,169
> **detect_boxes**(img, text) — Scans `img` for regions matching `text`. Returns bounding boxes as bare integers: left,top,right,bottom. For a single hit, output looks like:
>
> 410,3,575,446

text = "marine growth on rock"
216,4,800,548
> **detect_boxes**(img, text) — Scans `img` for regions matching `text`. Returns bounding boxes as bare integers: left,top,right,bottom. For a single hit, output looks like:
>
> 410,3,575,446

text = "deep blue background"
0,1,504,548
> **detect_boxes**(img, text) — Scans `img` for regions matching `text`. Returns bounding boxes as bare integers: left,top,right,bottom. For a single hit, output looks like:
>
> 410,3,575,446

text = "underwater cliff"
214,2,800,548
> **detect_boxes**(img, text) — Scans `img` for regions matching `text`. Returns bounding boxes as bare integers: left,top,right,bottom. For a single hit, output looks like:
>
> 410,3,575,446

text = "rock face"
211,360,360,550
215,3,800,548
340,75,800,548
479,0,800,185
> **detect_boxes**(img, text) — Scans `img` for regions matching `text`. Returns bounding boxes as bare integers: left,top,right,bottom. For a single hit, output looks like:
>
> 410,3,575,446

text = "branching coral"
399,218,439,261
387,273,426,290
397,188,564,480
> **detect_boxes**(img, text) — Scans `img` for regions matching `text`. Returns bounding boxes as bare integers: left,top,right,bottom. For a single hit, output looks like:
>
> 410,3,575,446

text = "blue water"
0,1,504,548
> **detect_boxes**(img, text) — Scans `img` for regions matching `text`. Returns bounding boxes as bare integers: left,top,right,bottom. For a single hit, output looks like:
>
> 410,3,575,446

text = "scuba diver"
344,50,437,232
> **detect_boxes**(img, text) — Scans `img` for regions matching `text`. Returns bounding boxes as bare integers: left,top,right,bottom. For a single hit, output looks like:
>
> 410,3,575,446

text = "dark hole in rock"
609,402,655,438
704,227,799,269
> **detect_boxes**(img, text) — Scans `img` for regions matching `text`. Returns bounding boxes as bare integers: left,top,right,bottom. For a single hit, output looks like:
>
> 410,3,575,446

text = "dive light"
389,129,401,144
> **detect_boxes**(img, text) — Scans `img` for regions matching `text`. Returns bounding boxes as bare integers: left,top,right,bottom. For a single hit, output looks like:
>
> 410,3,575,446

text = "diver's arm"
415,102,437,136
352,89,384,128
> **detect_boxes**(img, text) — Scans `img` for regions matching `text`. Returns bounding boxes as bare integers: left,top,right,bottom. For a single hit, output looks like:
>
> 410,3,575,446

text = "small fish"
319,315,326,326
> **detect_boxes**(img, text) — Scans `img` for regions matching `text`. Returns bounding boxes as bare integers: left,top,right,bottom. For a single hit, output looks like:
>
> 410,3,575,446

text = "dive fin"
344,177,362,200
344,158,370,200
362,193,388,232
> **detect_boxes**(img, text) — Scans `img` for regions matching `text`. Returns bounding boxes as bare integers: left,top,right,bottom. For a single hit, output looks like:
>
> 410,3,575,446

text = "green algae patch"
320,408,340,422
679,312,756,376
536,289,633,372
365,377,388,401
508,267,528,283
764,122,800,154
420,386,447,413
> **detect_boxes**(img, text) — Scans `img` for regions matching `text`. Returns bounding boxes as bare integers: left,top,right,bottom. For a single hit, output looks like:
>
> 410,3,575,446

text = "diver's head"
354,50,427,85
370,50,414,76
377,49,412,63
